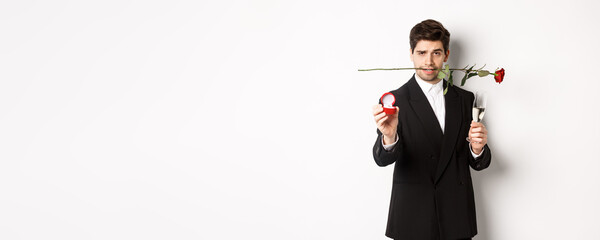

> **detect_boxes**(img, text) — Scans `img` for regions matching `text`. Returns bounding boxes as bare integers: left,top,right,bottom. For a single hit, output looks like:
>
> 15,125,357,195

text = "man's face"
410,40,449,83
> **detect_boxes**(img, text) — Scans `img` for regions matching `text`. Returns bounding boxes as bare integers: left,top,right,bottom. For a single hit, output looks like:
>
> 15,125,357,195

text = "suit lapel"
434,84,463,184
407,77,444,152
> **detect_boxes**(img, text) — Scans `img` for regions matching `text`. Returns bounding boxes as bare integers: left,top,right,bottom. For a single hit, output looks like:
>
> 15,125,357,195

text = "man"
372,19,491,240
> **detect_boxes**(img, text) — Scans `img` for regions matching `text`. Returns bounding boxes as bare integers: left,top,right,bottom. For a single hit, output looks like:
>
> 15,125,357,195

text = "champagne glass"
467,91,486,142
472,91,487,122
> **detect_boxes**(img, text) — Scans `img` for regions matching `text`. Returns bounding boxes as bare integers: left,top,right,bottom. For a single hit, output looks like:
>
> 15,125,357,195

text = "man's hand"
469,121,488,154
372,104,399,144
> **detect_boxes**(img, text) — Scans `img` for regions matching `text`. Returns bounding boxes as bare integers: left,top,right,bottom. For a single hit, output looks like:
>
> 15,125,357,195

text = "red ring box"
381,92,396,114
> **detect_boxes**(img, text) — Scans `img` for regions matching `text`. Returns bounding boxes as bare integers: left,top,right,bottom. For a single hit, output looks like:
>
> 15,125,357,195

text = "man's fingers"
470,121,487,128
470,135,487,141
470,122,487,130
470,127,482,133
377,115,389,127
373,104,398,134
393,106,400,117
469,128,487,137
470,133,485,138
469,121,488,145
374,111,387,122
372,104,383,115
470,127,488,134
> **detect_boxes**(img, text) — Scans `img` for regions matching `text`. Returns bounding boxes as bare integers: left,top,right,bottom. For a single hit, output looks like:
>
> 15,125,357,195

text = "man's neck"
415,74,442,85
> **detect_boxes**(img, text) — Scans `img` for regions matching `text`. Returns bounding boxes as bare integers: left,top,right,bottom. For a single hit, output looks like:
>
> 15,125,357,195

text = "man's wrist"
383,134,397,145
470,143,484,156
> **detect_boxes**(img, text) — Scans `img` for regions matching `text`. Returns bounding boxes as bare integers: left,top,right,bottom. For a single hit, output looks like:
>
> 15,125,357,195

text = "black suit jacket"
373,76,491,240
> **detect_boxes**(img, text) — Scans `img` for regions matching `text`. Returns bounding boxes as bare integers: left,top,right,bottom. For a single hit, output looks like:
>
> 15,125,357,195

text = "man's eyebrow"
416,49,444,53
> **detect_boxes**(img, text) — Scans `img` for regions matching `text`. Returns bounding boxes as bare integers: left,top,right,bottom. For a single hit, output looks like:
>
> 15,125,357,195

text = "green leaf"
460,74,468,86
438,71,446,79
437,65,451,80
443,86,448,95
477,70,490,77
460,66,475,86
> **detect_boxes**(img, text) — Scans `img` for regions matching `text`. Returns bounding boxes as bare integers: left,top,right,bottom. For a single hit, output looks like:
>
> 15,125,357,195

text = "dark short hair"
409,19,450,53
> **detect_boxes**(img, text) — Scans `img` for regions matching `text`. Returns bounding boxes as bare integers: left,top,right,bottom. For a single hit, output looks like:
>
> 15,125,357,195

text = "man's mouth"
421,68,436,74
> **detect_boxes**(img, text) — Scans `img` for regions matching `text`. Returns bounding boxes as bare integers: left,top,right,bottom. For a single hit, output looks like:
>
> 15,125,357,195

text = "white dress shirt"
415,74,446,132
382,74,483,158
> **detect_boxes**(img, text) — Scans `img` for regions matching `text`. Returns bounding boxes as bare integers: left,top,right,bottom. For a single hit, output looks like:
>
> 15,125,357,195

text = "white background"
1,0,599,239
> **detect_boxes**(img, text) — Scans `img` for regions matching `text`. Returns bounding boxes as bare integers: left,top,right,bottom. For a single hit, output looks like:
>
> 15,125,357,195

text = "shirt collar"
414,73,443,95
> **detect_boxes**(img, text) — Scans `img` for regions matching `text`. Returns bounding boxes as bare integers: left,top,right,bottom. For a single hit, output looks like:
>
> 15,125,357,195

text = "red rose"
494,68,505,83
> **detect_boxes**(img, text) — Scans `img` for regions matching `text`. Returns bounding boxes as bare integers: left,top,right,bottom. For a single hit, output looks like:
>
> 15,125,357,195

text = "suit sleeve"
373,128,402,167
469,144,491,171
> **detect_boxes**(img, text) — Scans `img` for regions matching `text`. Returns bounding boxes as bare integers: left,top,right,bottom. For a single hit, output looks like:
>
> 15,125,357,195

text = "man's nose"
425,54,434,64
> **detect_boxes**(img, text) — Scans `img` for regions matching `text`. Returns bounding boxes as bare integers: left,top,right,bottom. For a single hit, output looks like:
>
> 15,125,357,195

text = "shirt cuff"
382,134,398,151
469,143,484,158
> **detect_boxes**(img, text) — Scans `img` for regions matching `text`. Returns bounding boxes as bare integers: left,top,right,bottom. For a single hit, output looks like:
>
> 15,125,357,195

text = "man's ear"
409,48,414,62
444,50,450,62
